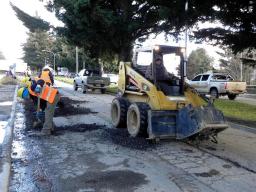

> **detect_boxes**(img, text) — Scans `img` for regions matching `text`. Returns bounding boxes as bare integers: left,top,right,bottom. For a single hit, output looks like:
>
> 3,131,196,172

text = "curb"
228,121,256,134
0,85,18,192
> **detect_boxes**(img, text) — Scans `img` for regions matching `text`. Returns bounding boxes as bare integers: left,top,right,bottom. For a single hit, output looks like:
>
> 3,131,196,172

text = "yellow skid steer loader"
111,45,228,141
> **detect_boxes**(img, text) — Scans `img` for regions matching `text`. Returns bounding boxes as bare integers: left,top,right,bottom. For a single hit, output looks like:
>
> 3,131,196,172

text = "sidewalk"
0,85,17,192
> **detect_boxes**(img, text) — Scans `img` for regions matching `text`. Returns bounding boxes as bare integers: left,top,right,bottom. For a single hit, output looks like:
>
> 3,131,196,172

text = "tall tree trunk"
119,43,133,62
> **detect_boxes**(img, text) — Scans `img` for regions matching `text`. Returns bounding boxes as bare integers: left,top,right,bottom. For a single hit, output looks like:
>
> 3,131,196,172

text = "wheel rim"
111,102,119,125
127,108,139,136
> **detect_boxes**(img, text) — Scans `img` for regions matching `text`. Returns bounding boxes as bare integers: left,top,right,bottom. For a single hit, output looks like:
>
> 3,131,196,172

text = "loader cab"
132,45,186,96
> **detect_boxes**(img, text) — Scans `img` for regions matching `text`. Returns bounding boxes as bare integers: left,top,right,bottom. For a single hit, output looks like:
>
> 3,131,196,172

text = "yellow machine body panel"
118,62,206,110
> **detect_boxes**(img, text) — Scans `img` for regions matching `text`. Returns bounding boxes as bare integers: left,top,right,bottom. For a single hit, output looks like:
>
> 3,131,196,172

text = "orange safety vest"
28,85,58,104
28,87,38,97
40,71,51,85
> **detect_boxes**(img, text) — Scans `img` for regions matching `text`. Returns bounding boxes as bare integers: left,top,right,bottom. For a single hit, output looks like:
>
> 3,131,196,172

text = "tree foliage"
22,30,53,69
46,0,256,61
13,1,256,72
190,0,256,53
46,0,168,61
218,49,256,83
11,3,50,32
187,48,214,79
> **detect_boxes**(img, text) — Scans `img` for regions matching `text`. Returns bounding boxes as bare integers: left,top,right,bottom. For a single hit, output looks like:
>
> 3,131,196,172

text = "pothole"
194,169,220,177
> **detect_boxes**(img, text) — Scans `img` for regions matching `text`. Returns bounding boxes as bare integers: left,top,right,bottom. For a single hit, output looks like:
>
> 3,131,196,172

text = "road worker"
17,78,60,135
38,66,54,86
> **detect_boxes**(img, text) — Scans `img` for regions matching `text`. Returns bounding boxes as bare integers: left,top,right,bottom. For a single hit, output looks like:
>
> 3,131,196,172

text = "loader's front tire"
111,98,129,128
127,103,150,137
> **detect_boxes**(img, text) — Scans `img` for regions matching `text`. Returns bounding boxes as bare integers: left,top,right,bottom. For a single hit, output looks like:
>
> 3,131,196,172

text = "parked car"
188,72,247,100
73,69,110,94
67,72,76,78
58,67,69,76
102,73,118,84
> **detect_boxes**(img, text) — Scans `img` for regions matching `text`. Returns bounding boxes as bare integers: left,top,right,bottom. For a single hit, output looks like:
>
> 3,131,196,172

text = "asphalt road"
9,81,256,192
236,94,256,106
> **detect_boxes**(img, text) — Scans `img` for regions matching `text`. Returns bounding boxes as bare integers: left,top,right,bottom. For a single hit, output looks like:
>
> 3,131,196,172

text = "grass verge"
214,99,256,127
0,76,18,85
55,76,73,84
106,84,118,95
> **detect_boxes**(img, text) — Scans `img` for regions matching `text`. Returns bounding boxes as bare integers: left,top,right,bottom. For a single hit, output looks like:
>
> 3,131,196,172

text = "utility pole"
76,46,79,73
42,50,57,72
184,0,189,78
240,53,243,81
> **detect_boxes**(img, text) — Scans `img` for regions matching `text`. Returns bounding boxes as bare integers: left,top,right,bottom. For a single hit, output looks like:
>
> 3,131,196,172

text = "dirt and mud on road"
9,81,256,192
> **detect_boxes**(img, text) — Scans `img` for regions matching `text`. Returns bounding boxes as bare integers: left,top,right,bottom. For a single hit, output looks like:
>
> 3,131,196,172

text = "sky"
0,0,221,71
0,0,62,71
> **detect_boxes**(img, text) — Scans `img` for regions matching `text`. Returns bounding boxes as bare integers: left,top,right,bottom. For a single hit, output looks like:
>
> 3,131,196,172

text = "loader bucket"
176,105,229,139
147,105,228,140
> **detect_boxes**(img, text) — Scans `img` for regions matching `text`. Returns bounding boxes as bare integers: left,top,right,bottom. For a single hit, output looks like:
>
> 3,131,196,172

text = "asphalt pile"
55,97,96,117
23,97,96,131
53,123,105,135
102,128,157,150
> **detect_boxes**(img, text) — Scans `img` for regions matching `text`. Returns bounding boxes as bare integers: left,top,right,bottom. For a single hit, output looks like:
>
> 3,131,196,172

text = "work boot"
33,121,43,129
41,128,52,135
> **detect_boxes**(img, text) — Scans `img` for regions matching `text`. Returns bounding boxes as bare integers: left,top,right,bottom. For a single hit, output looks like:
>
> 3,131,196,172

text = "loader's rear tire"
127,103,150,137
111,98,129,128
228,93,237,100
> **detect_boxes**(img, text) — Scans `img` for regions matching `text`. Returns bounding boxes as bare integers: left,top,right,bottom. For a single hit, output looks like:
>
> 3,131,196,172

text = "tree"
0,51,5,60
11,3,50,32
22,30,53,69
46,0,167,61
188,0,256,53
187,48,214,79
218,49,256,83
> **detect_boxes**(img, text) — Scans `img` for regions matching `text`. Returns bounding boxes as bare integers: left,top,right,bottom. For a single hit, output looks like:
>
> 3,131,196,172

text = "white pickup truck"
189,72,247,100
73,69,110,94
